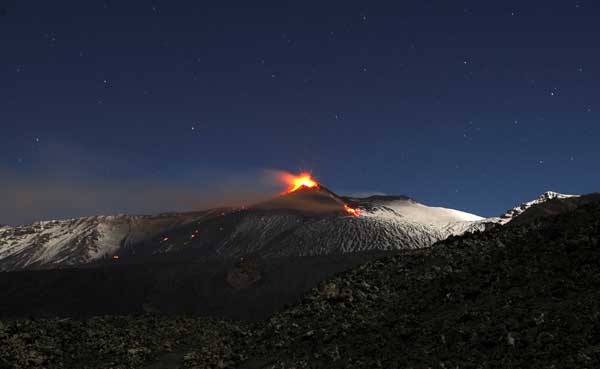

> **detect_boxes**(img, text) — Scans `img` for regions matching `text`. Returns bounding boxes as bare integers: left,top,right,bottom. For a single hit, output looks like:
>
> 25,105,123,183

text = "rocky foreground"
2,201,600,369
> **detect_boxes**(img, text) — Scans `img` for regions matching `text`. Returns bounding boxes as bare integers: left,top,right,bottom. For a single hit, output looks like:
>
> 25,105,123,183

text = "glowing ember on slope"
344,204,360,217
280,172,319,193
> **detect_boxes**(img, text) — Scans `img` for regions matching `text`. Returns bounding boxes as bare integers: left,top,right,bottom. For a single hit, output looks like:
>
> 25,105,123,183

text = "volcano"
0,171,587,272
0,185,595,322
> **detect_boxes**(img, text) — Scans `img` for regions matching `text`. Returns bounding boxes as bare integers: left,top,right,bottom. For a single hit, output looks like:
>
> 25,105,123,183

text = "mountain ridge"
498,190,579,223
0,190,578,271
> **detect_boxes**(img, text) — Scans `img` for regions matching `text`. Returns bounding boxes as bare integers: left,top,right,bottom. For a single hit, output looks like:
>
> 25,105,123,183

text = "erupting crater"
281,172,319,193
275,171,360,216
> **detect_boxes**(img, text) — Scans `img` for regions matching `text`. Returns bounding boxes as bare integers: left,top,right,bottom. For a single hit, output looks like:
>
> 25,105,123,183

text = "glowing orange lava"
344,204,361,217
282,172,319,193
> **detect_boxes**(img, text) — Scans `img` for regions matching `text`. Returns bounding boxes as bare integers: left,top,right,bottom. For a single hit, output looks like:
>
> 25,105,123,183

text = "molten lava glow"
282,172,319,193
344,204,361,217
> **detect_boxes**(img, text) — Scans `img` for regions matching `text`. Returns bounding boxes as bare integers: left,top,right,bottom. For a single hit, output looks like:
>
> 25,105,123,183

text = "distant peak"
500,191,579,222
538,191,578,200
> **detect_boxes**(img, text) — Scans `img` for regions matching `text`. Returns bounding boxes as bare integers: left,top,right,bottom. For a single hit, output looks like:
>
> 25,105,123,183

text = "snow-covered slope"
349,195,487,235
353,195,483,224
0,211,221,271
129,190,491,260
0,190,579,271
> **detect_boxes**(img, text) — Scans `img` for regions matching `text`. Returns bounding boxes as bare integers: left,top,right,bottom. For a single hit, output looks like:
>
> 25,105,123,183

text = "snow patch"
499,191,579,224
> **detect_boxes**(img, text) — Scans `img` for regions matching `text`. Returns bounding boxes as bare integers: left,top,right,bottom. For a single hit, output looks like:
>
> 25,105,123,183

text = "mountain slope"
349,195,490,236
0,188,487,271
0,251,392,320
0,211,222,271
124,188,487,261
349,195,484,223
0,189,580,271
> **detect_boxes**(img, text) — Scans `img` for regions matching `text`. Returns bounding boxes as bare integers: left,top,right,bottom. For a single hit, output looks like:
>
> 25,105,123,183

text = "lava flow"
344,204,361,217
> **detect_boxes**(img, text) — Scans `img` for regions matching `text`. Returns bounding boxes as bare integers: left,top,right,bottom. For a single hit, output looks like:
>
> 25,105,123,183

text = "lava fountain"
280,172,319,193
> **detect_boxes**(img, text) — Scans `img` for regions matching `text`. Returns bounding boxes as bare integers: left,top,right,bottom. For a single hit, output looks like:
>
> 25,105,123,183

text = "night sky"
1,0,599,225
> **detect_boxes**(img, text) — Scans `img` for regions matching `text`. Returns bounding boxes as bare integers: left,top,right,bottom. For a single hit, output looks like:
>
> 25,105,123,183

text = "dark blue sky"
1,0,599,224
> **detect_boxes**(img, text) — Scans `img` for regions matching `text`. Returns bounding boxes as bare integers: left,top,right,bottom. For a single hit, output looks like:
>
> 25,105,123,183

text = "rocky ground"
2,201,600,369
0,316,255,369
0,251,391,321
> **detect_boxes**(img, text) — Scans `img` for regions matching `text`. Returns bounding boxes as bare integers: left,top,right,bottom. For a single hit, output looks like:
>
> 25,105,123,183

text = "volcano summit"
255,173,359,216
